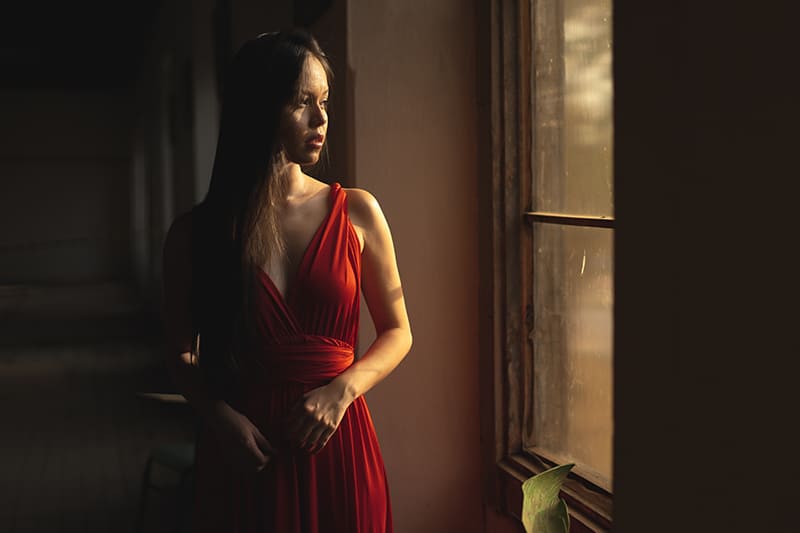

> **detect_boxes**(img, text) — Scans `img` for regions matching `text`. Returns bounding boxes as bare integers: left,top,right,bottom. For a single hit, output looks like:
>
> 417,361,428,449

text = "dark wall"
614,2,798,531
0,2,159,287
0,90,133,284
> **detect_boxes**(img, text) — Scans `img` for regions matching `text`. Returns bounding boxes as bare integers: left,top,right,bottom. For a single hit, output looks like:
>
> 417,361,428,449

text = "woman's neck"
283,163,308,199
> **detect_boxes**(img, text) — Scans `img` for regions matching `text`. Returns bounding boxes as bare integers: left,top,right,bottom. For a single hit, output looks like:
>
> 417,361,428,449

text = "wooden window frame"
477,0,614,530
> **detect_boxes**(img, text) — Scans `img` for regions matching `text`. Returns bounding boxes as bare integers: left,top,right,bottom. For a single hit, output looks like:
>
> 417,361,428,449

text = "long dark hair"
191,29,333,396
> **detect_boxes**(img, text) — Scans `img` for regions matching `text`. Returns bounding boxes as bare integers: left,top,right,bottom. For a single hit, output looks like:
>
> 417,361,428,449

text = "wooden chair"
135,440,196,533
134,393,195,533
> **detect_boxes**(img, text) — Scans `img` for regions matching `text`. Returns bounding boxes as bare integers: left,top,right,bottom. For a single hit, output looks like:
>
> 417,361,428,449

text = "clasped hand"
285,380,352,454
208,401,275,473
208,380,352,474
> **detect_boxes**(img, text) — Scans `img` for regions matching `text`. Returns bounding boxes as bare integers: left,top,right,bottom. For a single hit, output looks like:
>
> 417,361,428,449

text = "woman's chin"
299,155,321,167
285,147,322,167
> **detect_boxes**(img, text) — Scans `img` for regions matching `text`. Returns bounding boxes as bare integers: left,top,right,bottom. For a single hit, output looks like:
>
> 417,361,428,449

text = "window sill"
495,453,612,533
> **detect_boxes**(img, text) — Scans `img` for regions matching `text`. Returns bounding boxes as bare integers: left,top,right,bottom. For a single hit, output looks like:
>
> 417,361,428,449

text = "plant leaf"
521,463,574,533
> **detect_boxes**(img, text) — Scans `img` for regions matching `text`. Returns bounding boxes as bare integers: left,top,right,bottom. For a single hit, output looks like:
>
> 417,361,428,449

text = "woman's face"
279,55,329,166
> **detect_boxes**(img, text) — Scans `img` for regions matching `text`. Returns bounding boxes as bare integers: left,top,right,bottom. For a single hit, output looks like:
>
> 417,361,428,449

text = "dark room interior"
1,1,797,532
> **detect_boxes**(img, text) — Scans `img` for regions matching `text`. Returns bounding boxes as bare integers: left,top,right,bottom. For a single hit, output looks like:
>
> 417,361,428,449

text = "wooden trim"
525,211,616,228
498,455,612,532
476,0,504,512
500,0,525,459
525,446,611,494
518,0,534,475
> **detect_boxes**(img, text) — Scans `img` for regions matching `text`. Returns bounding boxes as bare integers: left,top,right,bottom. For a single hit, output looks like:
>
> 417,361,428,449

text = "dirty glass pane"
526,222,613,489
532,0,613,216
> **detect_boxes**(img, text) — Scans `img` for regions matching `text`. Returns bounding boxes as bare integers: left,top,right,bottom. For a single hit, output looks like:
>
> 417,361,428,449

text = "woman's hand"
207,401,275,473
285,380,353,454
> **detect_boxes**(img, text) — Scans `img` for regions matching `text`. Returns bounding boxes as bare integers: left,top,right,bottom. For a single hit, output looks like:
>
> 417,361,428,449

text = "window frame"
478,0,614,530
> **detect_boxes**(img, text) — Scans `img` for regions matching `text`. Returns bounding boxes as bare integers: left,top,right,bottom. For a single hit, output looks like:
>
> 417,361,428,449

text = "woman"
162,29,412,532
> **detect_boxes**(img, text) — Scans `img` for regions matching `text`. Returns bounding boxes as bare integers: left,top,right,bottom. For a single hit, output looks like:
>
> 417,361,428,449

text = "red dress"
193,183,393,532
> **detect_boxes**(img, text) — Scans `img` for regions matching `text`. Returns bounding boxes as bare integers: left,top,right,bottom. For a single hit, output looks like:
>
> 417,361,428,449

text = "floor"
0,283,197,533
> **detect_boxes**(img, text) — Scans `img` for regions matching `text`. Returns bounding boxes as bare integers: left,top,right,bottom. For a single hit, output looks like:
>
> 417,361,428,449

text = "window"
480,0,614,529
527,0,614,489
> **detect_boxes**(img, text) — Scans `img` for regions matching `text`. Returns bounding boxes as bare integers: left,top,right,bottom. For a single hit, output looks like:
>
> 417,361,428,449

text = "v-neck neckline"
257,183,338,306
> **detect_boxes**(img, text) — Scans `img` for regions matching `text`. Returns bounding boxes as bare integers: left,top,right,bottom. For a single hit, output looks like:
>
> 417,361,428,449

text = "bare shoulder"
344,187,385,230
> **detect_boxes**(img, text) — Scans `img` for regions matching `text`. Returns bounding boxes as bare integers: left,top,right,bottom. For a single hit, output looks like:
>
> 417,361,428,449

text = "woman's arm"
162,212,274,471
334,188,413,398
286,188,412,453
162,212,222,416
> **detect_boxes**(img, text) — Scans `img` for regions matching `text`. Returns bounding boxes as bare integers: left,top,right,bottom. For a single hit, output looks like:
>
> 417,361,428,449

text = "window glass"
526,222,613,489
532,0,613,217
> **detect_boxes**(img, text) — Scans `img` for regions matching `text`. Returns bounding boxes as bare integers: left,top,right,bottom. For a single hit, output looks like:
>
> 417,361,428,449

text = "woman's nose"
310,104,327,127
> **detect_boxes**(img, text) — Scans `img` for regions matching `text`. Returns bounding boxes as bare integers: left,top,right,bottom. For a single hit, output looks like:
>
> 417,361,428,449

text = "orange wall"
348,1,486,531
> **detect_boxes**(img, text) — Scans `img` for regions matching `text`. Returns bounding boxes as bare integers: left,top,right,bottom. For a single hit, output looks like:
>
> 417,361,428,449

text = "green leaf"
521,463,574,533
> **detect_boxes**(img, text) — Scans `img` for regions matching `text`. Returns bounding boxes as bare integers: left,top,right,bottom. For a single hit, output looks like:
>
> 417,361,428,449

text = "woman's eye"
294,96,328,109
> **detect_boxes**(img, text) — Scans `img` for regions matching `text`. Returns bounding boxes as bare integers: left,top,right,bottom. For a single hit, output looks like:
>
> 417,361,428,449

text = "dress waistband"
243,335,355,385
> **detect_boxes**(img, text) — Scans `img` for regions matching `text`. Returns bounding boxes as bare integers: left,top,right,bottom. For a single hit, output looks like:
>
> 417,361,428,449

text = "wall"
131,0,178,301
190,0,221,205
614,2,798,532
308,0,352,187
348,1,485,531
0,90,132,284
130,0,221,305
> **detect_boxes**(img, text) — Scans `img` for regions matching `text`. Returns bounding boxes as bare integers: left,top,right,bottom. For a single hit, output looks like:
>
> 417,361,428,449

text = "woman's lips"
306,135,324,148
